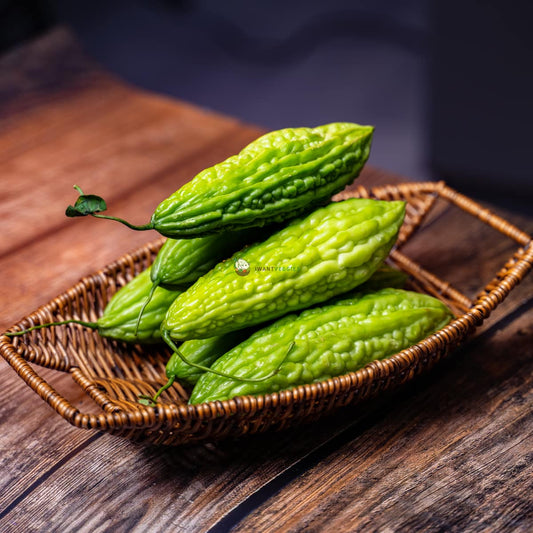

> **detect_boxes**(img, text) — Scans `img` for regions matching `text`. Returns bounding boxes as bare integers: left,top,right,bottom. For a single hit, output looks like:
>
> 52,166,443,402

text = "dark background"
1,0,531,212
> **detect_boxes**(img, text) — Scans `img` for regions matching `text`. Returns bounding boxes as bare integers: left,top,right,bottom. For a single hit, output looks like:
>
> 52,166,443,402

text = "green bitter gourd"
189,288,453,403
7,268,179,344
66,123,374,238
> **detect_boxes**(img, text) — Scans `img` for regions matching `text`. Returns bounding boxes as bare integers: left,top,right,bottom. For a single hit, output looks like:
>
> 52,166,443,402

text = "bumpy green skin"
162,198,406,341
166,328,255,385
152,226,269,290
97,268,179,343
189,288,453,404
151,123,374,238
168,265,407,384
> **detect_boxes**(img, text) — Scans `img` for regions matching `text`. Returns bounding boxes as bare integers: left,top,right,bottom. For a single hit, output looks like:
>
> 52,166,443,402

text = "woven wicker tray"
1,181,531,445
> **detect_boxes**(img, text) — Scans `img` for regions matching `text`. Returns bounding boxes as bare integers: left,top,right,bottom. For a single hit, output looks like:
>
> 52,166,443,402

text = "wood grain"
0,27,531,533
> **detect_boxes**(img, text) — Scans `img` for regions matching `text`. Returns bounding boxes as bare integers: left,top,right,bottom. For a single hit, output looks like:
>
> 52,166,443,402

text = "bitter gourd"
189,288,453,403
97,267,179,343
165,265,408,386
66,123,374,238
8,268,180,344
151,227,271,291
161,197,406,341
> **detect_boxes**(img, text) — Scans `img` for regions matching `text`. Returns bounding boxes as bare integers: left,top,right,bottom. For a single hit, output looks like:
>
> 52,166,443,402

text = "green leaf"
65,185,107,217
137,395,156,406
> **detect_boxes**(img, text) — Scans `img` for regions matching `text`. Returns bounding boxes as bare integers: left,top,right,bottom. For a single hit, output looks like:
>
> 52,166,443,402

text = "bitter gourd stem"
133,280,160,336
91,213,155,232
5,319,98,336
147,331,295,404
66,185,154,231
151,375,176,402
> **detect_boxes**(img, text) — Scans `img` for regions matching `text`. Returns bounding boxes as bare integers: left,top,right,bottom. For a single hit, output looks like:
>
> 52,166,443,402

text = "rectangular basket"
1,181,531,445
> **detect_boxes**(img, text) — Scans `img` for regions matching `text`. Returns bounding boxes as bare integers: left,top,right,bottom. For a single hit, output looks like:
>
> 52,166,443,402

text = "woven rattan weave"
1,182,531,445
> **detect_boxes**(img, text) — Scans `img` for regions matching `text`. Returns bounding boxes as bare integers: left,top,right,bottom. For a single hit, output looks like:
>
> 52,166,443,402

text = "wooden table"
1,28,532,533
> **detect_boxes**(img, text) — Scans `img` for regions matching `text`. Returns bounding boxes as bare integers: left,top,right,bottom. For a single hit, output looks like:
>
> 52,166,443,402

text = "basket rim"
1,181,532,437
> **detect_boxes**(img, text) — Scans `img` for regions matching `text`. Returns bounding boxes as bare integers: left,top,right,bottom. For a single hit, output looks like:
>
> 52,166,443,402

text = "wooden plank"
0,370,100,510
0,407,376,532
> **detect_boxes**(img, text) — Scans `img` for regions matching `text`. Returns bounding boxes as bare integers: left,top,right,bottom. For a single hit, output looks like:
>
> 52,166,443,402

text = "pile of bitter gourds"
14,123,453,404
